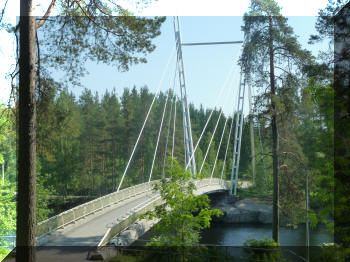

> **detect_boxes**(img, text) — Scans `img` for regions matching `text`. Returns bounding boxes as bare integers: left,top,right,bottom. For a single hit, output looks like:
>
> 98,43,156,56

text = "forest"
0,73,333,226
1,0,349,260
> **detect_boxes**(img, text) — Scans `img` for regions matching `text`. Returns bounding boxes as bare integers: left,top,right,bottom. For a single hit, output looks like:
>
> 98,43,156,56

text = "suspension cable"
161,64,178,178
211,75,239,181
185,58,239,170
210,116,228,181
171,96,177,166
199,108,223,174
251,85,269,189
220,82,239,182
199,73,236,175
117,46,176,192
148,80,173,182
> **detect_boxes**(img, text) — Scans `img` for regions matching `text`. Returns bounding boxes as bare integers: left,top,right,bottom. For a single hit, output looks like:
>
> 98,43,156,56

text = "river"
136,222,333,260
200,223,333,246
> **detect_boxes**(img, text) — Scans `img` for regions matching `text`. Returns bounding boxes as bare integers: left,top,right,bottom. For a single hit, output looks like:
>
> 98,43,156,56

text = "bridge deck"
40,190,156,246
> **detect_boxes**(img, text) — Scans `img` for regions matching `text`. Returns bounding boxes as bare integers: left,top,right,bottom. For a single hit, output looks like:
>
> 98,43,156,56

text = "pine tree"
241,0,313,242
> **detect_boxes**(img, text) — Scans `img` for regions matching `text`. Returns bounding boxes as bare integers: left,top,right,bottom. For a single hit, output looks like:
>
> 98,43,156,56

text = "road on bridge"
4,182,227,262
40,190,158,247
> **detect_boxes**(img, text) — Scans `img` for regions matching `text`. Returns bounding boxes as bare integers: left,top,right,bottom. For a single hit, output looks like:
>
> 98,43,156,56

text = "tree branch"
0,0,9,24
73,0,124,37
36,0,58,29
36,31,41,96
274,65,292,75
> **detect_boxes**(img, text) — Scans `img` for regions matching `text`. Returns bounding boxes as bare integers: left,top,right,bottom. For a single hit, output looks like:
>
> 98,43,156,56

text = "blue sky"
0,0,330,118
70,16,329,117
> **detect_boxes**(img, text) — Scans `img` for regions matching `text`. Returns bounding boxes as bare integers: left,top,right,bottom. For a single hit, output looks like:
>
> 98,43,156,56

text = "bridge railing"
37,178,228,239
97,177,228,247
37,181,156,238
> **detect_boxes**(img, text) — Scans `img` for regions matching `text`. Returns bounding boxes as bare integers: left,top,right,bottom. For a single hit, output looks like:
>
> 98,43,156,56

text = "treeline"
0,75,333,225
34,86,252,199
0,76,333,227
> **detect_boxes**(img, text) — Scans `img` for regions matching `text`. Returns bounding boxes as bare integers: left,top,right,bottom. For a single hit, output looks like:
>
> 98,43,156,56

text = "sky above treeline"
0,0,330,117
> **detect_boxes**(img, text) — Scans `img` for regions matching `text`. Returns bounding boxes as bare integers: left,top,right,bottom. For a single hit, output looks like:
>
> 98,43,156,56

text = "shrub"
243,238,282,262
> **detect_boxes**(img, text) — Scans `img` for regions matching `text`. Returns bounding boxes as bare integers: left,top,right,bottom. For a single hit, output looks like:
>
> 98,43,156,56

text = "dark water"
200,223,333,246
199,223,334,261
136,223,333,261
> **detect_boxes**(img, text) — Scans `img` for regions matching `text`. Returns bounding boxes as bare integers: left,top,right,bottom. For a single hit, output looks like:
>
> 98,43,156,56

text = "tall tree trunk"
248,84,256,185
269,15,279,243
90,140,94,195
17,1,37,261
112,138,115,191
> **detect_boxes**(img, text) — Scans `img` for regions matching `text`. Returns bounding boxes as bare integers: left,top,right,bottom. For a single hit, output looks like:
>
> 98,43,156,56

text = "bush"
318,243,350,262
243,238,282,262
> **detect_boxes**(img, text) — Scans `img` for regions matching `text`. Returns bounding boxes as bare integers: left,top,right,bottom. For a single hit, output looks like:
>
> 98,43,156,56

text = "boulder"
213,198,273,224
110,218,159,246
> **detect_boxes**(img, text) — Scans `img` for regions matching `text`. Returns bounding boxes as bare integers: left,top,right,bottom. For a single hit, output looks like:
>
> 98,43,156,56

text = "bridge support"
230,71,246,196
173,16,197,176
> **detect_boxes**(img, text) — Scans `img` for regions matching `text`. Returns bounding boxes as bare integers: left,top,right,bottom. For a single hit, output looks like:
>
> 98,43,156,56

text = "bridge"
32,16,262,251
36,178,229,248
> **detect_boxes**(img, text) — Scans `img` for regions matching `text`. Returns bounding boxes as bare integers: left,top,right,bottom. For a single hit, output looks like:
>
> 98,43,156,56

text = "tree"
310,0,350,246
309,0,349,44
15,1,165,261
142,158,222,248
17,1,37,261
241,0,313,242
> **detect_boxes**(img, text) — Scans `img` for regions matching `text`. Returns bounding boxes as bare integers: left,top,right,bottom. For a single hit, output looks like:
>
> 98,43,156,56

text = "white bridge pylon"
173,17,197,176
173,16,245,195
117,17,249,197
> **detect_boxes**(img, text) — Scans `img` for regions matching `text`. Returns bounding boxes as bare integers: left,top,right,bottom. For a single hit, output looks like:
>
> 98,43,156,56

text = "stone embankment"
211,195,289,225
109,218,159,246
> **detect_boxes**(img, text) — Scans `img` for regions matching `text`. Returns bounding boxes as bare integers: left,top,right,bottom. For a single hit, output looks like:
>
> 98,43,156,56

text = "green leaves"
39,16,166,86
0,182,16,241
142,158,223,246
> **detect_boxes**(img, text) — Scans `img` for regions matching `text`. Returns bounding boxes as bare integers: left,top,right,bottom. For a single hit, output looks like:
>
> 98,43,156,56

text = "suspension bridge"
31,16,266,250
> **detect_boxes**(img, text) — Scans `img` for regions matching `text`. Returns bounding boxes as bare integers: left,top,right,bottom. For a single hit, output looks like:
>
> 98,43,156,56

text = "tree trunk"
248,84,256,185
17,1,37,261
269,15,279,243
112,138,115,191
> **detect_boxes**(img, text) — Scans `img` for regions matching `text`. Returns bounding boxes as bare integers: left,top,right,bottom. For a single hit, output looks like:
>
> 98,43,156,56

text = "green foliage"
141,158,223,247
38,16,166,87
318,244,350,262
241,0,334,230
0,247,12,261
32,84,250,220
243,238,282,262
310,0,349,43
238,185,272,201
0,182,16,244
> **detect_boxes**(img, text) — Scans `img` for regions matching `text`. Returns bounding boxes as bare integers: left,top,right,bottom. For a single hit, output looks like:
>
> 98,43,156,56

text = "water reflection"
200,223,333,246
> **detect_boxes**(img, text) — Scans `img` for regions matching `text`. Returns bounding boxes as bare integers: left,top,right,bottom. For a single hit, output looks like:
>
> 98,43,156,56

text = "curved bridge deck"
37,179,228,247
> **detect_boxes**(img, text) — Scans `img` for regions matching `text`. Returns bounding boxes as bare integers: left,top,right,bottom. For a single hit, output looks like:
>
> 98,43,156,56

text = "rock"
110,218,159,246
87,250,104,260
87,246,120,261
213,198,274,224
258,210,272,224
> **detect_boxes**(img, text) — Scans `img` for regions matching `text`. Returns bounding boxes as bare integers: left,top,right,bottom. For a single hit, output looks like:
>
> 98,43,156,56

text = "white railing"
37,181,156,237
37,178,228,239
97,178,228,246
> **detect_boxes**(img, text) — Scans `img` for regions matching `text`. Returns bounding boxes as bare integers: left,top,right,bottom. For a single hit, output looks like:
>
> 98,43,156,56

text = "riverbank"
209,193,297,226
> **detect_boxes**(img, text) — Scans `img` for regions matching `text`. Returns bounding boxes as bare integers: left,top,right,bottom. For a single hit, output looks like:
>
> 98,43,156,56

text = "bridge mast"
230,70,246,196
173,16,197,176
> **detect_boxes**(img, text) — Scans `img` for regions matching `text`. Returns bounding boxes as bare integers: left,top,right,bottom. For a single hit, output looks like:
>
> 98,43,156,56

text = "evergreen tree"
241,0,313,242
